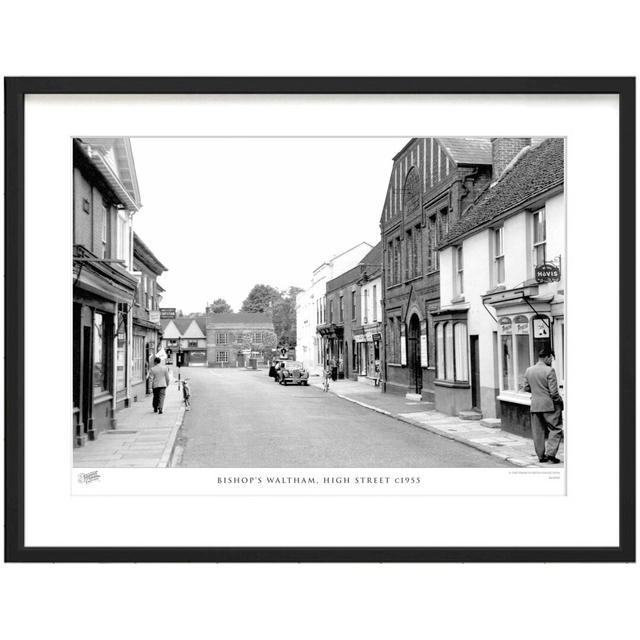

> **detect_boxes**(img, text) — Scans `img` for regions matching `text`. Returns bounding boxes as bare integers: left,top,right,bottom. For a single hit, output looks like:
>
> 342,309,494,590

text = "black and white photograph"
72,135,566,476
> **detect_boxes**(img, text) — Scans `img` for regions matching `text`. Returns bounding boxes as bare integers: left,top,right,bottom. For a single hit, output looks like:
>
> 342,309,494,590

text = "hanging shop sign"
160,307,176,319
149,310,161,323
533,317,551,338
535,263,561,283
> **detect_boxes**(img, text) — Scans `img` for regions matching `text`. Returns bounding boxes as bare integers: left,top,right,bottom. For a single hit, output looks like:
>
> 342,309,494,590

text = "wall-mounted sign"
535,263,561,283
149,310,161,323
160,307,176,319
400,323,407,365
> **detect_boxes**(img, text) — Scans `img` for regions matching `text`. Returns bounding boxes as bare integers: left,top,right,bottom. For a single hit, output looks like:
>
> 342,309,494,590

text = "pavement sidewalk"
310,377,564,468
73,376,186,468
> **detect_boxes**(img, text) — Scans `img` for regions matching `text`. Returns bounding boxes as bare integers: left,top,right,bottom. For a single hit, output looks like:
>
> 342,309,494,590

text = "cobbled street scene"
73,136,565,470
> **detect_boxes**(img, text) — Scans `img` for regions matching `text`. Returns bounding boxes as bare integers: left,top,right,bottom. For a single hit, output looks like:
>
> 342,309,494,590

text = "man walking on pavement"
523,348,564,464
149,356,171,414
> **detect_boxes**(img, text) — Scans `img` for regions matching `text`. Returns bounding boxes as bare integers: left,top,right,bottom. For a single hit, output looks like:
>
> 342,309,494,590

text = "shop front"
484,286,564,438
355,329,382,385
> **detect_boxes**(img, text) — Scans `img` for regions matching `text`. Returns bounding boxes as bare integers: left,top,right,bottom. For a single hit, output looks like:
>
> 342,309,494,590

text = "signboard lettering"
160,307,176,319
535,263,561,283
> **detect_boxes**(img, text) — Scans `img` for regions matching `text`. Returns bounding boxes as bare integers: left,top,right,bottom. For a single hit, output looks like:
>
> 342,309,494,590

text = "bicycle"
180,378,191,410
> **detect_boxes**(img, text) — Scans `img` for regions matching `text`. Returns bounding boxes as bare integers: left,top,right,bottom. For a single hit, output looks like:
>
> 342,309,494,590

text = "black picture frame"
4,76,636,563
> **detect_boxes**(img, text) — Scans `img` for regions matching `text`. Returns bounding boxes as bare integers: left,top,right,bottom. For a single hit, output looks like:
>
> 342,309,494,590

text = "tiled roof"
207,312,273,325
360,240,382,267
439,138,564,247
438,137,492,165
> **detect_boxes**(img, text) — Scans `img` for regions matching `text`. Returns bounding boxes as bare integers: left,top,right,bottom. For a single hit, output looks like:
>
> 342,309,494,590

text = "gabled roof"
439,138,564,248
207,312,273,325
160,316,207,336
76,137,141,210
438,137,492,165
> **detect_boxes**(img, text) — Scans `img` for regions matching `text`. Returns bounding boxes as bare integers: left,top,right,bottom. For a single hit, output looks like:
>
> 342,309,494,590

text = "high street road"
175,367,511,468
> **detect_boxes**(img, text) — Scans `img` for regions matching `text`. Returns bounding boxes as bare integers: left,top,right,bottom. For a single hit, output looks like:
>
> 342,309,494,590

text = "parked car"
277,361,309,386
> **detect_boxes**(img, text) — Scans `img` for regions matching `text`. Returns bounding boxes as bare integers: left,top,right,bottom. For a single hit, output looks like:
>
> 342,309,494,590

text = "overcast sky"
130,137,408,313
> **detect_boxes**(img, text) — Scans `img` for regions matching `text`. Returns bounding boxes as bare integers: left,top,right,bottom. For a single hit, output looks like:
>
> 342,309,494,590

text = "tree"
208,298,233,314
272,286,304,348
241,284,281,313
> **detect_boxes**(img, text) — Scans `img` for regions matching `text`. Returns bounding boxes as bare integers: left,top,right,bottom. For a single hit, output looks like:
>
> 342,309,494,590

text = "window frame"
532,208,547,269
493,226,505,285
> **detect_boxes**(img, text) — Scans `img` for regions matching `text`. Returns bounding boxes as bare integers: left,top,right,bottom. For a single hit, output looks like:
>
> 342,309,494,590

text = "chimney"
491,137,531,180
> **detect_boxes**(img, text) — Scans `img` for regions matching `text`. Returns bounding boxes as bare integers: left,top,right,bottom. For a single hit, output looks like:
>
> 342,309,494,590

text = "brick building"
380,138,493,400
206,313,277,367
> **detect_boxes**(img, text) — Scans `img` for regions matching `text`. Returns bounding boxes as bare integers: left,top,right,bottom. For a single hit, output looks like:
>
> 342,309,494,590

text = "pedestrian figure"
330,357,338,382
148,356,171,414
323,361,332,392
523,348,564,463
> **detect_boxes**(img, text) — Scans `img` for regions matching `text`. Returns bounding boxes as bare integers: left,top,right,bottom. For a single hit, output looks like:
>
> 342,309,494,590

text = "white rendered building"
296,242,373,376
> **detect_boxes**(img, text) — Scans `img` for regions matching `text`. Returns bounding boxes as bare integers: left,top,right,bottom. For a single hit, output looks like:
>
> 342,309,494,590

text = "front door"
470,334,481,409
408,314,422,394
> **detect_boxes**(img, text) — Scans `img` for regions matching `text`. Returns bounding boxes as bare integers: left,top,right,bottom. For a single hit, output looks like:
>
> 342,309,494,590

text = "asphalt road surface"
176,367,511,468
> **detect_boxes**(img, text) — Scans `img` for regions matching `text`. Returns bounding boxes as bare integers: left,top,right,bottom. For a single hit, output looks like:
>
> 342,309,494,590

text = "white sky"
130,137,408,313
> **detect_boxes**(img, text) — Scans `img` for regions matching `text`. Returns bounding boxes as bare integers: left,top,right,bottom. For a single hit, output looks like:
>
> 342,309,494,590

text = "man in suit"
148,356,171,414
523,348,564,463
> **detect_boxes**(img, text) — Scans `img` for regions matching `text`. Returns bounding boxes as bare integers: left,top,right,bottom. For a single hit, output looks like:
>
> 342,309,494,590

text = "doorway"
470,334,480,410
408,314,422,394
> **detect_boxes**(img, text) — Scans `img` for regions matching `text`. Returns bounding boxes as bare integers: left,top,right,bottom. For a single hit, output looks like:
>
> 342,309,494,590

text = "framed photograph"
4,77,635,562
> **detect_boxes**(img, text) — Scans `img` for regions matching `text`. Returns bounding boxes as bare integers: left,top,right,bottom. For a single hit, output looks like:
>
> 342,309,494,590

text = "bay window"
435,320,469,383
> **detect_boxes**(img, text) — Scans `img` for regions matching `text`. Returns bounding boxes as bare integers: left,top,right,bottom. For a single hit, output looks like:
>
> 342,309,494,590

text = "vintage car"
277,361,309,386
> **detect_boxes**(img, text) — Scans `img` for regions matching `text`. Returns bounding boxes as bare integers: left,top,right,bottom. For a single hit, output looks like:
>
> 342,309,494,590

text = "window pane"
454,323,468,381
515,334,530,391
436,324,444,378
496,256,505,283
445,323,454,380
93,312,108,392
501,335,514,391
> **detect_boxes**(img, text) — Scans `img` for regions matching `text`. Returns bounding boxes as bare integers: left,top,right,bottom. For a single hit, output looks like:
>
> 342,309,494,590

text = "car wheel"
303,381,308,386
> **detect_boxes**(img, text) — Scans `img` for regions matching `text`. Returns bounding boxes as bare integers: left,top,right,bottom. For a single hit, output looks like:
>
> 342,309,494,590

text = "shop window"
499,314,553,393
132,336,144,383
93,311,111,393
436,323,444,379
